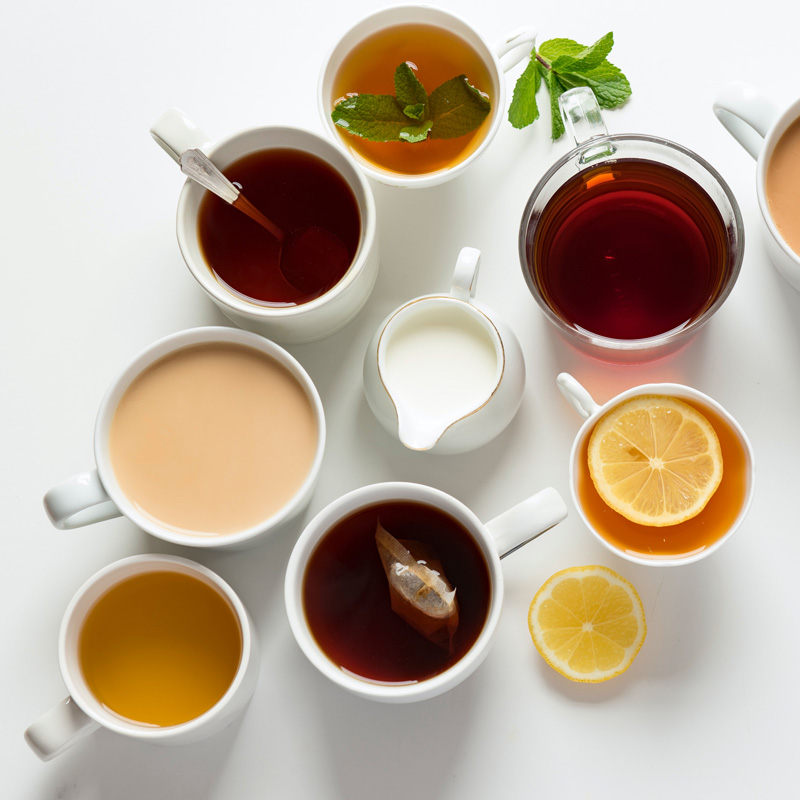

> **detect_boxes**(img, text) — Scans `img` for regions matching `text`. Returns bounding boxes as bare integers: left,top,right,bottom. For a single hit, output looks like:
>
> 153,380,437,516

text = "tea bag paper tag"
375,522,459,650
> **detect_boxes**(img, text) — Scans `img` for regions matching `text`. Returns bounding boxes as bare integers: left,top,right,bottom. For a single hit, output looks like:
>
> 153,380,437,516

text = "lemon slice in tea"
587,395,723,527
528,565,646,683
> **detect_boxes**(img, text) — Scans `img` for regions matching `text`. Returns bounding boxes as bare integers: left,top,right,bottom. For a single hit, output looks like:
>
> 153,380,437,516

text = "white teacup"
714,82,800,290
25,554,259,761
150,109,379,344
284,481,567,702
558,373,755,567
318,4,536,188
43,326,326,549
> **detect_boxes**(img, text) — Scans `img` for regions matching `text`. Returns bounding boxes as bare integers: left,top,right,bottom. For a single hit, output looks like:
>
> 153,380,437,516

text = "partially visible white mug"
151,110,379,344
25,555,259,761
713,82,800,290
318,4,536,188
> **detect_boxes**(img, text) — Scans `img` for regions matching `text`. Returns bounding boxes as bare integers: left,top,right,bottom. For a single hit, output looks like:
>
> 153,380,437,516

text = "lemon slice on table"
528,566,646,683
587,395,723,527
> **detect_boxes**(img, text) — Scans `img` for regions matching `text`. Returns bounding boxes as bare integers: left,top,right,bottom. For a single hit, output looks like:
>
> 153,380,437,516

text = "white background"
2,0,798,797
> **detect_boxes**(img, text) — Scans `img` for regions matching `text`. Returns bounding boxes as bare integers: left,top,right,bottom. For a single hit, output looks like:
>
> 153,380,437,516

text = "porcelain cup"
318,4,536,188
25,554,259,761
713,82,800,290
43,326,326,550
557,372,755,566
284,481,567,702
150,109,379,344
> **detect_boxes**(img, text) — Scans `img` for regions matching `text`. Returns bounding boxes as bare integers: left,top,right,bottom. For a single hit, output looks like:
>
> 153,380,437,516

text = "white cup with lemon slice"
557,373,755,567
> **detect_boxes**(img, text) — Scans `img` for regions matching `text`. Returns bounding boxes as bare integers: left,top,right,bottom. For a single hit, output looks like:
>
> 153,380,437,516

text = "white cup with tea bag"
714,82,800,289
284,481,568,703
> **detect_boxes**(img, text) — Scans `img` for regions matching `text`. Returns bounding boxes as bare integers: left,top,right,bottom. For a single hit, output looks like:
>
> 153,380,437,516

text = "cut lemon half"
587,395,723,527
528,565,646,682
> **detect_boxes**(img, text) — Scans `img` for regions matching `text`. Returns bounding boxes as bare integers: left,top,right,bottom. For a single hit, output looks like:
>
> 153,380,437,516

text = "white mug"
284,481,567,702
150,110,379,344
557,373,755,567
713,82,800,290
363,246,525,453
25,555,259,761
43,326,326,549
318,4,536,188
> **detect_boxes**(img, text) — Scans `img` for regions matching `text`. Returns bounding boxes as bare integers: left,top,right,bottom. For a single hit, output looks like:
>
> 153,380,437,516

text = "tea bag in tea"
375,522,459,651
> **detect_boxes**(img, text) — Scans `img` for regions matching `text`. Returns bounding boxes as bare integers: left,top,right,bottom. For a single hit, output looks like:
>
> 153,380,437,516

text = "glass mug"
519,87,745,362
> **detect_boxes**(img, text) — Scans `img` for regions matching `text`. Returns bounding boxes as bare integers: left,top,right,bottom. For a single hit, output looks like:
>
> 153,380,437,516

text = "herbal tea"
197,148,360,305
79,571,242,727
527,159,730,340
578,397,748,560
302,500,491,683
330,22,494,175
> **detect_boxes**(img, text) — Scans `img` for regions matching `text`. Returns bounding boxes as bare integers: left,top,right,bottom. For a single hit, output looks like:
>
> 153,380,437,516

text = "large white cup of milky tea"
714,82,800,289
150,109,379,345
318,5,537,188
284,481,567,702
25,554,259,761
43,327,326,550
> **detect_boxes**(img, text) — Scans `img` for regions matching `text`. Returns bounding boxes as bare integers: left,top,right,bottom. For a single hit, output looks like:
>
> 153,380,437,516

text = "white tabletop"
3,0,798,797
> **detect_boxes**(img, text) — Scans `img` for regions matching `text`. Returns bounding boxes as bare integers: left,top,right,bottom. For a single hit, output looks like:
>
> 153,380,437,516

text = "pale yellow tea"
766,116,800,255
79,571,242,727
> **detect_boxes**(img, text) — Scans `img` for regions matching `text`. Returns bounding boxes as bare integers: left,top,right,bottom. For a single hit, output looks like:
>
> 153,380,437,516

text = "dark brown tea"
197,148,360,306
525,159,730,340
302,500,491,684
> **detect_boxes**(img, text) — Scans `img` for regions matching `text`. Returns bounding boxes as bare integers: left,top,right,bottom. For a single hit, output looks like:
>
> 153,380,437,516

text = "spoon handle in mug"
180,148,240,205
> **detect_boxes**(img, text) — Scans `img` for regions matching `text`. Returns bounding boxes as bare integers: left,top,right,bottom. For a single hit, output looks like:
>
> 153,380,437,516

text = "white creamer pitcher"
363,247,525,454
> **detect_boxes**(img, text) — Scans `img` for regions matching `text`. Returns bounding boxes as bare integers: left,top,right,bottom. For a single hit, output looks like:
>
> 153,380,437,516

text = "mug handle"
559,87,616,163
712,81,781,160
485,487,568,558
150,107,214,164
25,697,100,762
450,246,481,301
556,372,601,420
43,469,122,529
493,27,538,73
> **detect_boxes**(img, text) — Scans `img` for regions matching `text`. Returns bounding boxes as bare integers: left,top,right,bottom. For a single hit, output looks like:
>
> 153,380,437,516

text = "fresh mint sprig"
508,32,631,139
332,63,491,143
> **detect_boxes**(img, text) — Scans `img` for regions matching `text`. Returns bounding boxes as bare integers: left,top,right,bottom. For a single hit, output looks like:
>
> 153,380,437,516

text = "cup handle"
493,27,537,73
450,246,481,300
556,372,601,420
485,487,568,558
712,81,781,160
150,107,214,165
25,697,100,762
43,469,122,529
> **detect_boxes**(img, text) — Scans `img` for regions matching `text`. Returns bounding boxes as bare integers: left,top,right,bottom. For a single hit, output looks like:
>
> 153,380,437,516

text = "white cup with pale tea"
318,4,537,187
43,326,326,549
714,82,800,289
284,481,567,702
558,373,755,567
25,554,259,761
150,109,379,345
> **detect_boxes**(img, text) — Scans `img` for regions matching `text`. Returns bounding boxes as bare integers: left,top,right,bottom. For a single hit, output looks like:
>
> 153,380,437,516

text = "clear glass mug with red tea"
519,87,745,362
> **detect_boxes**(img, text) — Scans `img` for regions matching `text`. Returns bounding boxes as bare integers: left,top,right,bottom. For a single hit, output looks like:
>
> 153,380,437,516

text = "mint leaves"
332,63,491,143
508,32,631,139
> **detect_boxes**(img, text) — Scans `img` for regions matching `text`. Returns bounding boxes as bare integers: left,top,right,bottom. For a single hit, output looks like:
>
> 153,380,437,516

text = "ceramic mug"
284,481,568,702
557,373,755,567
318,4,537,188
25,555,259,761
363,246,525,453
43,326,326,549
713,82,800,290
150,109,379,344
519,87,744,362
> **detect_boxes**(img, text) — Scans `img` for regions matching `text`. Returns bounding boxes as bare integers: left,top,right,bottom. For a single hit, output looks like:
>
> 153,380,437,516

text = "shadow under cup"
519,135,744,361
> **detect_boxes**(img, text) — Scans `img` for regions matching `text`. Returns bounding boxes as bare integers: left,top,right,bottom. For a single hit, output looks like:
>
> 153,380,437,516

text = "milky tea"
766,116,800,256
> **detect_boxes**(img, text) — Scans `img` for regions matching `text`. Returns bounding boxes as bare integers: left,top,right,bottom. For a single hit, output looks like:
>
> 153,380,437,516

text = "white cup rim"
284,481,504,701
93,326,326,547
58,554,253,740
176,125,377,317
316,3,507,188
569,383,755,567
